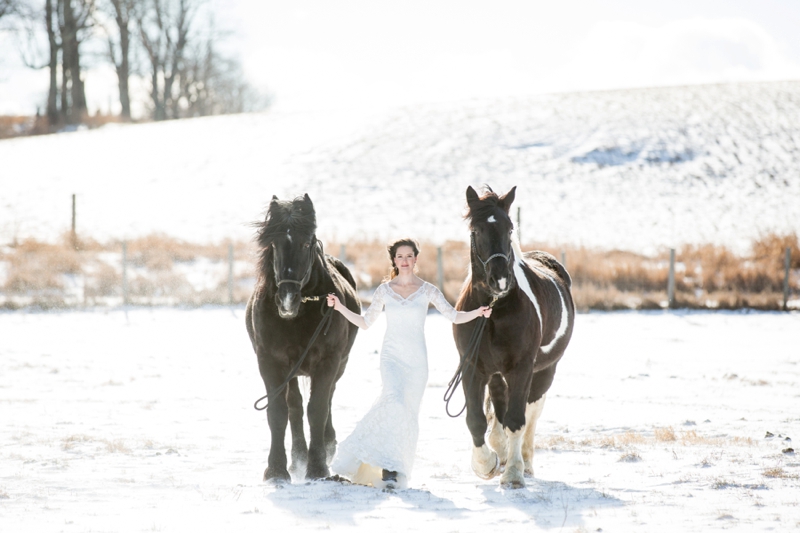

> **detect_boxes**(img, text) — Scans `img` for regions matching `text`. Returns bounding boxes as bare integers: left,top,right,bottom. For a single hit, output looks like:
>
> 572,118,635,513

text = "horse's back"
326,255,357,292
523,250,571,288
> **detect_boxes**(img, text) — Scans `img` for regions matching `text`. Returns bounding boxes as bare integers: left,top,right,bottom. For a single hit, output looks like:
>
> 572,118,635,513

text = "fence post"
71,194,77,249
228,242,235,305
437,246,444,291
667,248,675,309
339,244,346,261
122,241,128,306
784,247,792,311
560,250,566,269
516,206,521,245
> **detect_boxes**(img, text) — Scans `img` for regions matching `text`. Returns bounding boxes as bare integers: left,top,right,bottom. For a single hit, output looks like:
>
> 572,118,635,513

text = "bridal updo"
387,238,420,280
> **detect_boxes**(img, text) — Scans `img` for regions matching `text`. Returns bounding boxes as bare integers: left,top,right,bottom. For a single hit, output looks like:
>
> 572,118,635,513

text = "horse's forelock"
465,190,508,228
256,196,317,247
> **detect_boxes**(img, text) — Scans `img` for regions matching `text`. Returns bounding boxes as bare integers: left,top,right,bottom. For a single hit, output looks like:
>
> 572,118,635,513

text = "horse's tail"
523,250,572,288
326,255,358,292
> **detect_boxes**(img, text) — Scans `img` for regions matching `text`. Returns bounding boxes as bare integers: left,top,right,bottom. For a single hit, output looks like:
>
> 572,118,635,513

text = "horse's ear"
466,186,480,208
303,193,314,208
499,186,516,213
271,195,279,203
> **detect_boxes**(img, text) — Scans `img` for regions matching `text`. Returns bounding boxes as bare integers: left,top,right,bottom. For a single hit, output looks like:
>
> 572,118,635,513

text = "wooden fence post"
228,242,235,305
122,241,128,306
784,247,792,311
560,250,566,269
71,194,77,249
340,244,346,261
516,207,521,245
437,246,444,291
668,248,676,309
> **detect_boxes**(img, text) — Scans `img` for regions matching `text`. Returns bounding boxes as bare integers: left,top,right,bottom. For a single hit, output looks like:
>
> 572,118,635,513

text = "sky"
1,0,800,115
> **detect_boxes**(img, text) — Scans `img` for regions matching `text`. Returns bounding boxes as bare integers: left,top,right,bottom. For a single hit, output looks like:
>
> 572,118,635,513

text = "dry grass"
1,232,796,309
762,467,797,479
536,428,756,451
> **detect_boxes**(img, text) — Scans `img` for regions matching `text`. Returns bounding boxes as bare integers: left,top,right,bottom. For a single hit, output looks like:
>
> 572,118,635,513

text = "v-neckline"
388,281,426,301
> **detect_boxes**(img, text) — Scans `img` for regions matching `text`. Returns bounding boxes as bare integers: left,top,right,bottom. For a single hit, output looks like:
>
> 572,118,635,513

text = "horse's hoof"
263,467,291,483
473,452,501,480
501,478,526,489
305,464,330,480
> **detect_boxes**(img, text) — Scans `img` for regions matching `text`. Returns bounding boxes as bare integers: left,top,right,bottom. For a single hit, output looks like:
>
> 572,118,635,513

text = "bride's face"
394,246,417,273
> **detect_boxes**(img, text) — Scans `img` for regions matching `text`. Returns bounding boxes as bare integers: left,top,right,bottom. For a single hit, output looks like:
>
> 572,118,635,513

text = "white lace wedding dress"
331,281,458,488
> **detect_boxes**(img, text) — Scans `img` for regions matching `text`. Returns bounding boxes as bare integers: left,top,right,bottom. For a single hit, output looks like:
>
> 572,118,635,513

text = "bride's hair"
386,238,420,280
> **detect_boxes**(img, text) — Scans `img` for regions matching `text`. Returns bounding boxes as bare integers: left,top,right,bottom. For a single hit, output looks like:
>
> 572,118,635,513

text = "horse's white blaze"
286,229,292,243
487,215,496,223
500,426,526,487
523,394,546,476
472,444,500,479
498,277,507,290
282,294,293,310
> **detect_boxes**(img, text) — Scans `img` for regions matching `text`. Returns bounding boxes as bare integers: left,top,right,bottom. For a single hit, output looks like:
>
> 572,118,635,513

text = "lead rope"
443,296,498,417
253,298,335,411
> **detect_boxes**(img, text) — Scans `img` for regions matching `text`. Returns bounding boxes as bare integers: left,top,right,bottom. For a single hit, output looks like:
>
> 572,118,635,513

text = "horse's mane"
253,196,317,275
465,186,507,226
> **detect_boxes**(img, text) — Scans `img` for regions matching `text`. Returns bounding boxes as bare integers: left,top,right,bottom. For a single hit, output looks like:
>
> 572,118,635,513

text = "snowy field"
2,81,800,253
1,308,798,532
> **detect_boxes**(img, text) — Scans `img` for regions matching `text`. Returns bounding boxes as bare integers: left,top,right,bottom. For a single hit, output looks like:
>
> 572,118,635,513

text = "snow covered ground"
2,81,800,253
1,308,798,532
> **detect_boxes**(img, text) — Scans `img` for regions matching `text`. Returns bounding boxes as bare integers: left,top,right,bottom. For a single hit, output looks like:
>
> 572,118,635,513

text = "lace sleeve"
363,284,386,328
425,283,458,323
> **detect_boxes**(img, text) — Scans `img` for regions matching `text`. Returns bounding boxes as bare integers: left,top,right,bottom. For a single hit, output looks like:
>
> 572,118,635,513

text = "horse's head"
465,185,517,298
256,193,319,319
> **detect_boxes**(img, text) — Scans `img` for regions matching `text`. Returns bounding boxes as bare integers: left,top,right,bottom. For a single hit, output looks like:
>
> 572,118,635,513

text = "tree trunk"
45,0,60,128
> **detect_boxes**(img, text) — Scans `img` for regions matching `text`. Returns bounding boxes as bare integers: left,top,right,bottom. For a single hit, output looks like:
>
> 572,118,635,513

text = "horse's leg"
305,369,336,479
500,365,534,489
287,377,308,475
465,375,499,479
487,373,508,466
523,363,556,476
259,360,291,482
324,384,337,464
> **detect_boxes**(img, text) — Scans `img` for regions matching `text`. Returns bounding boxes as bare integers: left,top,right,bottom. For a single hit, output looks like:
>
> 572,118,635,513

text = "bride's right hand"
327,293,340,309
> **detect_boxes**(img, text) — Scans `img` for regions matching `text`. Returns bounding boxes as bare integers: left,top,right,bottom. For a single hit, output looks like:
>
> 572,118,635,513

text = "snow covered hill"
2,81,799,253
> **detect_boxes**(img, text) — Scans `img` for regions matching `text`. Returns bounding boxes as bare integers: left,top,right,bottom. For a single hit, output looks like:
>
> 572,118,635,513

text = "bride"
326,238,491,489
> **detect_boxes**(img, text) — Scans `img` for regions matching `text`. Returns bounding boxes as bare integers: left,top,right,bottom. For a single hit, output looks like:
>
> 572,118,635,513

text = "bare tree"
98,0,136,119
136,0,196,120
179,20,271,117
58,0,94,124
0,0,20,20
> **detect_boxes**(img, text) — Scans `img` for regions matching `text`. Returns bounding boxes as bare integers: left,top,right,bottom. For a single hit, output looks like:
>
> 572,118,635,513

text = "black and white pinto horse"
453,186,575,488
246,194,361,481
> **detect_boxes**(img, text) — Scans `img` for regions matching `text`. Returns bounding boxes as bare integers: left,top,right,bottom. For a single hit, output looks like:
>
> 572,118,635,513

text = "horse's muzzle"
275,287,301,319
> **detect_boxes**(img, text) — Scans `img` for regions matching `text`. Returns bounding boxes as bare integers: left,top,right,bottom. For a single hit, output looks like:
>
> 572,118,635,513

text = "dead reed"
0,232,796,310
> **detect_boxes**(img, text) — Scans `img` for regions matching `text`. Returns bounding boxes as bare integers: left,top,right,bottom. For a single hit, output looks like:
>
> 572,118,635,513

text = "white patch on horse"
511,233,569,355
511,237,542,328
471,444,500,480
286,229,292,243
522,394,546,476
501,425,526,487
282,294,293,310
498,277,507,290
538,277,568,354
487,215,496,223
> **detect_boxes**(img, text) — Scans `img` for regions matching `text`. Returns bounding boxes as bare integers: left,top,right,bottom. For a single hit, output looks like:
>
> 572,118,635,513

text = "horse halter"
274,236,320,301
470,232,513,271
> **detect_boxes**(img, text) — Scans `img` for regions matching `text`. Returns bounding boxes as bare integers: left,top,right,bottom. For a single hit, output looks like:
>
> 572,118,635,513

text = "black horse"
246,194,361,481
453,185,575,488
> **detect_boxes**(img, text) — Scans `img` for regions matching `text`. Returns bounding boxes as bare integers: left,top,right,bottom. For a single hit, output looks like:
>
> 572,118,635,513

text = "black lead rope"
253,299,335,411
443,296,498,418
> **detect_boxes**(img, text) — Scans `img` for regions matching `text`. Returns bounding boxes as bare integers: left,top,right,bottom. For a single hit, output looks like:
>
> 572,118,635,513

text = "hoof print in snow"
782,448,794,454
325,475,352,485
765,431,774,438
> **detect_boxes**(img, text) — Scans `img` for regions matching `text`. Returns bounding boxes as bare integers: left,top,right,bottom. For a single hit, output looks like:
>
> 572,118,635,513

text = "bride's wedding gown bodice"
331,281,458,487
